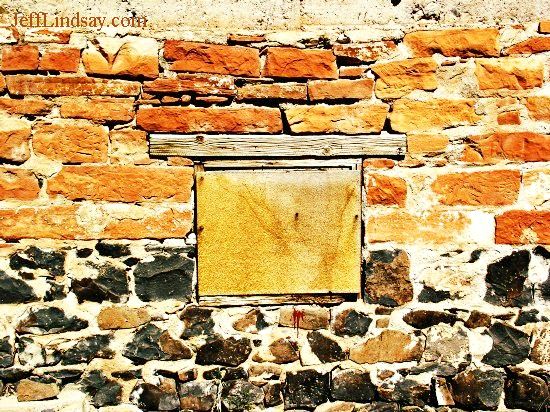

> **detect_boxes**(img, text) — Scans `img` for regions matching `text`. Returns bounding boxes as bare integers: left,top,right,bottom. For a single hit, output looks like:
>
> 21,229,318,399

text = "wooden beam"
149,133,406,158
199,293,354,307
201,158,362,169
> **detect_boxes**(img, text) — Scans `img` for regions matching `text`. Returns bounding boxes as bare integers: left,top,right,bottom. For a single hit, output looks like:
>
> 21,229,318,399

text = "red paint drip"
292,307,304,337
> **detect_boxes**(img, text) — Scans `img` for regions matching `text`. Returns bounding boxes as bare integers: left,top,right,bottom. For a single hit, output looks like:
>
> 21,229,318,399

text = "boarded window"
196,169,361,296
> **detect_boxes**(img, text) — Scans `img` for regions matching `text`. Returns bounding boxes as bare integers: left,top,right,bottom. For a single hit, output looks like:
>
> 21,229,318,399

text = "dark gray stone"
44,281,66,302
61,334,114,365
80,370,122,407
181,306,215,337
515,309,540,326
9,246,65,276
0,338,13,368
464,310,492,329
264,382,283,407
307,331,346,363
134,251,194,302
485,250,532,307
332,309,372,337
482,322,530,367
135,381,179,411
179,381,218,411
357,403,400,412
0,270,38,304
504,370,549,412
221,380,264,411
196,336,251,367
284,369,329,409
534,245,550,259
403,310,457,329
418,286,451,303
379,378,431,407
16,307,88,335
203,367,247,381
71,263,129,303
95,241,131,258
451,369,504,410
76,248,94,258
330,369,376,403
124,323,168,364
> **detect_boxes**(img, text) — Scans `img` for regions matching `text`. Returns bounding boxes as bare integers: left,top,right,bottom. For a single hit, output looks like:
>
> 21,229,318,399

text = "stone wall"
0,2,549,410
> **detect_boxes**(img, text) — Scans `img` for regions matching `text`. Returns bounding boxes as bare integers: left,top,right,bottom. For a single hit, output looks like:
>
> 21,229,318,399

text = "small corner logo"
13,12,148,30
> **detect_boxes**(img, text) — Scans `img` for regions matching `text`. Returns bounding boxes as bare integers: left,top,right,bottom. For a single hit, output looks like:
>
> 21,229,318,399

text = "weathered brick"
506,37,550,55
307,78,374,101
463,132,550,163
0,115,31,163
366,174,406,207
0,205,193,240
497,111,521,125
109,129,151,165
371,58,437,98
6,75,141,96
0,97,53,115
404,28,500,57
60,97,135,123
263,47,337,79
0,168,39,200
475,58,543,90
363,158,395,169
144,74,236,96
333,41,398,63
33,121,108,163
1,45,39,71
496,211,550,244
137,106,282,133
390,99,479,133
284,102,388,134
338,66,368,78
24,29,71,43
237,82,307,101
0,74,6,92
432,170,520,206
520,169,550,207
39,47,80,72
164,41,259,77
83,37,158,78
540,21,550,33
48,166,193,202
525,96,550,121
407,134,449,154
367,210,491,244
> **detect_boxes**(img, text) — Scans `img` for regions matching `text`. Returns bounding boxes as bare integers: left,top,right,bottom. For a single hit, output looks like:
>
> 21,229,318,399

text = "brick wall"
0,20,549,411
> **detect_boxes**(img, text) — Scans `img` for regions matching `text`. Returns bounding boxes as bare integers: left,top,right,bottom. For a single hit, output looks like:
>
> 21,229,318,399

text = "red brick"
0,168,39,200
404,29,500,57
263,47,337,79
496,210,550,244
39,48,80,72
0,97,53,115
0,116,31,163
47,166,193,202
6,75,140,96
307,78,374,101
144,74,236,96
164,41,260,77
475,58,543,90
366,174,407,207
237,82,307,101
33,121,108,163
432,170,520,206
463,132,550,163
497,111,521,125
137,106,282,133
525,97,550,121
1,45,39,71
506,37,550,55
60,97,134,123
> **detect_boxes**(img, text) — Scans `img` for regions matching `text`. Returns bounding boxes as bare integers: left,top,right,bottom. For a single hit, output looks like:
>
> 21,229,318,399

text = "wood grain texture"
149,133,406,157
199,294,351,306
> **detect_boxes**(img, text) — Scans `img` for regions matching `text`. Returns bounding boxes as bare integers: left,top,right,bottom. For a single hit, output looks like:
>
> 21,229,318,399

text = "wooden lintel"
149,133,406,158
199,293,355,307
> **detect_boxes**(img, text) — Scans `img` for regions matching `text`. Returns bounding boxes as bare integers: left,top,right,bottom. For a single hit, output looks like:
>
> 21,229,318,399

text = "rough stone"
350,330,424,364
233,309,269,333
496,210,550,245
504,370,549,411
179,381,218,411
221,380,264,411
371,58,437,98
330,369,376,403
308,78,374,101
196,336,251,366
476,58,544,90
98,306,151,330
404,29,500,57
263,47,337,79
237,82,307,101
124,323,176,363
80,370,122,407
279,306,330,330
422,324,470,367
264,382,283,407
403,310,458,329
0,338,13,368
482,322,530,367
364,249,413,307
284,369,330,409
464,310,492,329
253,337,299,364
135,381,180,411
463,132,550,164
485,250,532,307
0,270,38,304
181,306,215,337
10,246,66,276
525,96,550,121
418,286,451,303
61,334,114,365
332,309,372,337
378,377,431,407
0,115,31,163
530,326,550,364
16,379,60,402
71,263,129,303
307,331,346,363
356,402,399,412
451,369,504,410
17,307,88,335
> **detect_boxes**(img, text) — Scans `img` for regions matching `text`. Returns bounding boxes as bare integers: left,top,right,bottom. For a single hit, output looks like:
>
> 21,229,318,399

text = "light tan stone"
17,379,60,402
350,330,424,364
98,306,151,329
279,306,330,330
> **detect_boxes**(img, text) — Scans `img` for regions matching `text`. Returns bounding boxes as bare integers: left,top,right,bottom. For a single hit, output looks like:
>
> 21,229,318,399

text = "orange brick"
137,106,282,133
263,47,337,79
540,21,550,33
475,58,543,90
307,78,374,101
47,166,193,202
497,111,521,125
0,168,39,200
237,83,307,101
496,210,550,244
144,74,236,96
338,66,368,78
164,41,259,77
506,37,550,55
24,29,71,43
390,99,479,133
5,75,140,96
1,45,39,71
371,58,437,98
0,97,53,115
404,28,500,57
362,159,395,169
39,47,80,72
463,132,550,163
432,170,520,206
0,74,5,93
0,116,31,163
366,174,407,207
525,97,550,121
60,97,134,123
407,134,449,154
33,121,108,163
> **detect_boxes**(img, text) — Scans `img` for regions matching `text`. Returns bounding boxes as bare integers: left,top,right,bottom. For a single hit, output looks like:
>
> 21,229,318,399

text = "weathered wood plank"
149,133,406,157
199,294,353,307
202,158,362,169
